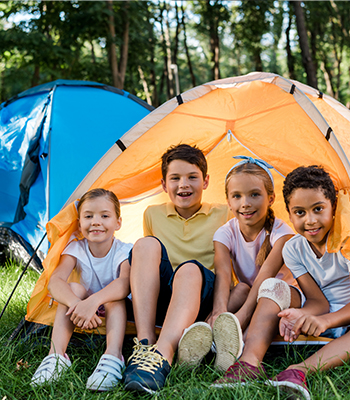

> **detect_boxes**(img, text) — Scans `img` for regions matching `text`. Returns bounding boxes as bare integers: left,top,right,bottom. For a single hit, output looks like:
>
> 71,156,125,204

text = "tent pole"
0,233,47,322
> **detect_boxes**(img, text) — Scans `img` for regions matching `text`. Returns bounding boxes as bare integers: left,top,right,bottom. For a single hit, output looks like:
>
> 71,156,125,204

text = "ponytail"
255,206,275,268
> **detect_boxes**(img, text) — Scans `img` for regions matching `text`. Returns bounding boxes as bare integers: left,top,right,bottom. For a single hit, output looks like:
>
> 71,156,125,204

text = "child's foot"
212,360,267,388
267,369,310,400
177,322,213,367
124,345,171,394
31,353,71,386
213,312,243,371
124,338,152,379
86,354,124,391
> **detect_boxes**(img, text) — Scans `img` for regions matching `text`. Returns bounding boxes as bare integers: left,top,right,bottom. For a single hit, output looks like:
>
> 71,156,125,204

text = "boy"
124,144,230,393
215,165,350,400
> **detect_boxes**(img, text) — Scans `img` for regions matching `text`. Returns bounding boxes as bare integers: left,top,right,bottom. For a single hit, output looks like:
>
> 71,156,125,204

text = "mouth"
177,192,192,198
89,230,105,234
239,211,256,218
305,228,321,236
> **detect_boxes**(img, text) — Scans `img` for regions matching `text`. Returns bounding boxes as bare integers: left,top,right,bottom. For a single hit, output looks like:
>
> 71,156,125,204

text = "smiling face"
78,196,121,255
226,172,275,236
161,159,209,219
288,188,334,256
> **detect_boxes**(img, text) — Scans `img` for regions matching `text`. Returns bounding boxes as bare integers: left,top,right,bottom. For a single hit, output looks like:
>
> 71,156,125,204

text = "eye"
232,194,241,199
102,214,110,218
294,210,305,216
170,177,179,181
314,206,323,213
251,192,260,198
84,215,92,219
189,175,198,180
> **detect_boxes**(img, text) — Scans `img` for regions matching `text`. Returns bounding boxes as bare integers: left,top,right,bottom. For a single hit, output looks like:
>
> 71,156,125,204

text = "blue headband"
225,156,275,188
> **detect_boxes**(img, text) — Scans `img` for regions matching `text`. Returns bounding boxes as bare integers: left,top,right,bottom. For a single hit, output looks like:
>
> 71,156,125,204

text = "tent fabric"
0,80,152,254
26,72,350,335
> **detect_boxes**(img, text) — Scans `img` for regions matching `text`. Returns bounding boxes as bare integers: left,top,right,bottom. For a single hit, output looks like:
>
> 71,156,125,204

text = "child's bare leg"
227,282,250,314
130,237,162,344
240,287,301,367
49,282,88,356
156,262,202,364
104,300,127,360
287,330,350,374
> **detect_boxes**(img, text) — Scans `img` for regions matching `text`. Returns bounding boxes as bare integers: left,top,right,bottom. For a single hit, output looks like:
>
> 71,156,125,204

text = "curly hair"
283,165,336,210
161,144,207,180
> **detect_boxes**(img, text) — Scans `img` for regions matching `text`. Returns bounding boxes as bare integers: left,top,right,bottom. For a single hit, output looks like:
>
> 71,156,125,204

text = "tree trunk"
106,0,120,88
320,60,335,97
138,65,152,105
106,1,129,89
181,2,196,87
292,1,318,88
285,9,296,80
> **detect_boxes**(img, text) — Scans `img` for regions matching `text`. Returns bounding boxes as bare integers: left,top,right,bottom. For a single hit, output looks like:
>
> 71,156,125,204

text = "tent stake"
0,233,46,322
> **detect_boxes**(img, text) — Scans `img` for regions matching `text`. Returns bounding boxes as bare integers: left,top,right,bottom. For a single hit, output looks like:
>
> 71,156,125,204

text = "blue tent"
0,80,153,256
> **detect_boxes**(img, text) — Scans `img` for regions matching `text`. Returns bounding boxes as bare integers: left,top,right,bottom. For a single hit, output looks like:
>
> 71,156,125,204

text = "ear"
161,178,168,193
115,217,122,231
268,193,276,206
203,174,209,190
78,218,81,231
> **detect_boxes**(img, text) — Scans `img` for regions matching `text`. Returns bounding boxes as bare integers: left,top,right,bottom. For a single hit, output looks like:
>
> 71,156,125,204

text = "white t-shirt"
213,217,295,286
283,234,350,311
62,237,132,295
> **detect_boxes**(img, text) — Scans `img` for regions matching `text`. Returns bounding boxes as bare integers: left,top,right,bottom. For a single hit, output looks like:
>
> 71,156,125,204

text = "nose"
305,212,317,226
91,217,101,225
179,177,189,188
241,196,251,208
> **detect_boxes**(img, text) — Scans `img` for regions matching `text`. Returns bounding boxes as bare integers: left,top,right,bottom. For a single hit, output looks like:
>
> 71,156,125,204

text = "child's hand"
291,314,329,338
66,297,102,330
278,308,304,342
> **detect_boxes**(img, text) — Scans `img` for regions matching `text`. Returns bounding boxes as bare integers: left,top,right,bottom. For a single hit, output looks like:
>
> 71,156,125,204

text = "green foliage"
0,1,350,107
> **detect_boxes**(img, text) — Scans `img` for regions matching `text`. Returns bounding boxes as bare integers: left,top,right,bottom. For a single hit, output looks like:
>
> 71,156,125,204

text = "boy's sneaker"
267,369,310,400
213,312,243,371
212,361,267,388
124,338,151,379
177,322,213,367
124,345,171,394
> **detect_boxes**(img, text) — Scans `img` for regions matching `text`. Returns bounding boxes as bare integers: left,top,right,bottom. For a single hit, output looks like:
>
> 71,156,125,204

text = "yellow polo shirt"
143,202,230,272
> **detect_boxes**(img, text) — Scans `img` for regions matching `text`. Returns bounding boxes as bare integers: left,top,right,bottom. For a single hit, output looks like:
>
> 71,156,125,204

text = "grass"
1,259,350,399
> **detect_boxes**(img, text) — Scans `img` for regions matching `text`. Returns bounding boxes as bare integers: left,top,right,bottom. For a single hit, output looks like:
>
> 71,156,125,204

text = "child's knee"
257,278,291,311
68,282,88,299
133,236,161,256
232,282,250,298
174,262,202,283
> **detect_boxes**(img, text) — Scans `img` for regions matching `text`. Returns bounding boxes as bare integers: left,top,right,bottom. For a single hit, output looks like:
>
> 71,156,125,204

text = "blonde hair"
225,163,275,268
77,188,120,218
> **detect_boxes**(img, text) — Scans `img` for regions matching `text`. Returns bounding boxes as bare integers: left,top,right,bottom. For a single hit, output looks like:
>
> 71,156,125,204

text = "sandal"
31,353,71,386
86,354,124,391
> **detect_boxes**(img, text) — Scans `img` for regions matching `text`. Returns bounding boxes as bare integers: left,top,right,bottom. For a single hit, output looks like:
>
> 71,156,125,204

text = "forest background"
1,0,350,108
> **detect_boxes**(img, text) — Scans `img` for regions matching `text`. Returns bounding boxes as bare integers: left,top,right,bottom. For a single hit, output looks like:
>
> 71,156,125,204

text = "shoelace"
295,370,307,386
137,346,165,374
127,338,152,366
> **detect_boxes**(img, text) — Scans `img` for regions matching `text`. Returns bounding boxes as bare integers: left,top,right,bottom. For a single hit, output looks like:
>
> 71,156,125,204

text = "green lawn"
1,260,350,399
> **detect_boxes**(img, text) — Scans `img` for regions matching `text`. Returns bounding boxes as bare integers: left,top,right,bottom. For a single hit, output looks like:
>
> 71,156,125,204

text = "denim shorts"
128,236,215,326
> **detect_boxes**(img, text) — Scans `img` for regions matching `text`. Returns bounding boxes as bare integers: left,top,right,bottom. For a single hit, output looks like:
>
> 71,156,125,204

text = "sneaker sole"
267,380,311,400
124,380,156,394
211,381,248,389
177,322,212,367
213,313,243,372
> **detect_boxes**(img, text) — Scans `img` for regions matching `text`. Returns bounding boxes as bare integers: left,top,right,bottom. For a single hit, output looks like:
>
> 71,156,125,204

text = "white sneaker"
31,353,71,386
177,322,213,367
213,312,243,371
86,354,124,391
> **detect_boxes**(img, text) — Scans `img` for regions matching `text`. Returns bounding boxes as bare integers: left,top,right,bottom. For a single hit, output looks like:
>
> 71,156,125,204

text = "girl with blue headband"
177,157,302,375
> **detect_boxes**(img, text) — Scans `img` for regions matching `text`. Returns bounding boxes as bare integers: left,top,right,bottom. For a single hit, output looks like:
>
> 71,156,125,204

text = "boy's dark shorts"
128,236,215,326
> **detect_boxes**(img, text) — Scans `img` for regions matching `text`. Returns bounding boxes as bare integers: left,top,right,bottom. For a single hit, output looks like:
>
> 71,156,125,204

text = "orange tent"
25,72,350,335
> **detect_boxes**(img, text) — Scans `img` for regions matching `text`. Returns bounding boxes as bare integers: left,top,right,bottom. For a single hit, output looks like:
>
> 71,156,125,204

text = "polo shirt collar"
166,202,210,218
